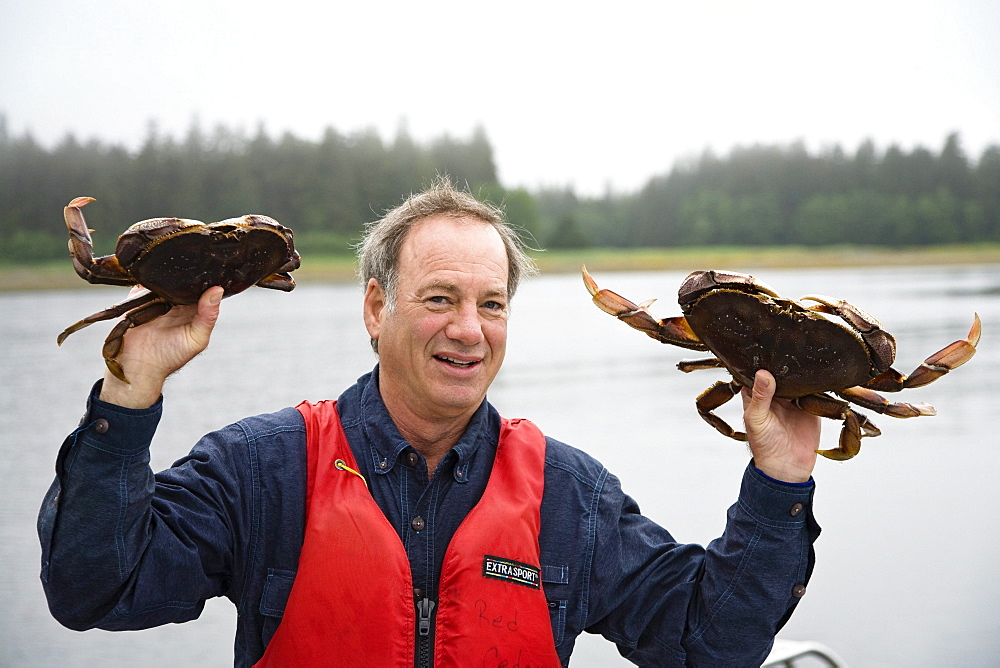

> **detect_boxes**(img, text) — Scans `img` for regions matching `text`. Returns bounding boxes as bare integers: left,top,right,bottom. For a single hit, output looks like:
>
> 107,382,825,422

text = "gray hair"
357,176,538,312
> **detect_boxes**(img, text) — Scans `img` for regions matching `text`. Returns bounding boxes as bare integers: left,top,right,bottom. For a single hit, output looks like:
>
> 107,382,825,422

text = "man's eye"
428,296,449,304
483,300,504,311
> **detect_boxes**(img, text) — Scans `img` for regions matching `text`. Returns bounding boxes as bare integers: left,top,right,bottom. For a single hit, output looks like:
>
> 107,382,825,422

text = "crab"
583,266,981,460
57,196,301,383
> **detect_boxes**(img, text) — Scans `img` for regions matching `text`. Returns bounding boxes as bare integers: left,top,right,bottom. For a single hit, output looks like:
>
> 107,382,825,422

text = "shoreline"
4,244,999,292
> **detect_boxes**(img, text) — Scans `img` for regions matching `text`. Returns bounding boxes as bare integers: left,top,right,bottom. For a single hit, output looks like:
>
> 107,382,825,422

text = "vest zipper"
415,594,436,668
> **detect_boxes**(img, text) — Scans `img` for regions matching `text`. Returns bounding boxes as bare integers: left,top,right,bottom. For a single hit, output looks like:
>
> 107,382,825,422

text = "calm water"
2,264,998,666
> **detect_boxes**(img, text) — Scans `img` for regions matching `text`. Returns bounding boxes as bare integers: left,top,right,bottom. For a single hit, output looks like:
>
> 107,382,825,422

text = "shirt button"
406,452,420,467
379,459,388,470
93,418,110,435
411,516,426,532
792,584,807,598
455,468,464,479
789,502,804,517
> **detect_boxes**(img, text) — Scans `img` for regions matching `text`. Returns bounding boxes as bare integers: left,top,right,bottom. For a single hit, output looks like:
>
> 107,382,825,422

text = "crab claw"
902,312,981,388
582,266,706,351
584,265,651,317
67,196,97,211
64,196,134,286
864,313,981,391
64,197,98,279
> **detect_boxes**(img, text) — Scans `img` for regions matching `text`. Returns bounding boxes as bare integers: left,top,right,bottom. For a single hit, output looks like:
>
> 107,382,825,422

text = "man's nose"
446,303,485,346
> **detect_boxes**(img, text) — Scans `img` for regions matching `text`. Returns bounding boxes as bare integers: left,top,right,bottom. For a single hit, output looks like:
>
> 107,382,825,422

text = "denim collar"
354,365,490,483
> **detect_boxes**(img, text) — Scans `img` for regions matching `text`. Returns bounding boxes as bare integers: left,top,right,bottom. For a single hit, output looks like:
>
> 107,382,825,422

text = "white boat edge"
763,638,849,667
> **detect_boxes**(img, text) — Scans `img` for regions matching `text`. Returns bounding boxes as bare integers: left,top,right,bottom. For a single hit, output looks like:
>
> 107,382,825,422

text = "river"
2,263,998,666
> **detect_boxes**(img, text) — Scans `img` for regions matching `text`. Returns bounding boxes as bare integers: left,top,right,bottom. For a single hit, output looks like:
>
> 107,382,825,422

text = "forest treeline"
1,112,998,263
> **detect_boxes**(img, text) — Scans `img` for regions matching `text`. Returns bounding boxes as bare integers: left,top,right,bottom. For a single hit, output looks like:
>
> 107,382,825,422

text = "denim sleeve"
37,382,243,631
587,464,820,666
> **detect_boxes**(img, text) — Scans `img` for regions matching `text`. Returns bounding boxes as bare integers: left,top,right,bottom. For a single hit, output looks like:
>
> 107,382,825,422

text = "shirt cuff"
739,462,815,527
57,380,164,475
751,462,814,488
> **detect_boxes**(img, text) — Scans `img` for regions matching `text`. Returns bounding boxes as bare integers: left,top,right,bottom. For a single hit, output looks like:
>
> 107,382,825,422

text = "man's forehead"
404,213,498,242
398,216,508,275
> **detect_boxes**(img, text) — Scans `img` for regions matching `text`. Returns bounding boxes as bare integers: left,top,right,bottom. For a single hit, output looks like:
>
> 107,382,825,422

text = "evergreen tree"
1,122,997,263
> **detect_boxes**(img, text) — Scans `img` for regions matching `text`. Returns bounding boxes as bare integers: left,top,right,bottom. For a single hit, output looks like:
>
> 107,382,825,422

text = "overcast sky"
2,0,998,195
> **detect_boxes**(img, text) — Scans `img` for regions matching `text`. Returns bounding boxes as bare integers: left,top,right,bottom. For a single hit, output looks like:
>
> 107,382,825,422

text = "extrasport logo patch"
482,555,541,589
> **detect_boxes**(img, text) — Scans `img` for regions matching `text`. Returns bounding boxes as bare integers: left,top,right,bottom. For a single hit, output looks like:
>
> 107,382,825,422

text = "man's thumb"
194,287,224,336
745,369,775,426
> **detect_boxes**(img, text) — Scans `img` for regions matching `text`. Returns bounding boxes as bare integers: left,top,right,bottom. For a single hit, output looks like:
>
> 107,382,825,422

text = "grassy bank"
4,244,999,292
531,244,1000,274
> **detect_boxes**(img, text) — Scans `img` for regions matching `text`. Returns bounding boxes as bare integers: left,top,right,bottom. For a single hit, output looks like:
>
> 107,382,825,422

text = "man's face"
364,214,510,426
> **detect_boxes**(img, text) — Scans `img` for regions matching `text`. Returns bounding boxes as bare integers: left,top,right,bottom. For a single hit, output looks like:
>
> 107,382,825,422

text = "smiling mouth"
434,354,480,368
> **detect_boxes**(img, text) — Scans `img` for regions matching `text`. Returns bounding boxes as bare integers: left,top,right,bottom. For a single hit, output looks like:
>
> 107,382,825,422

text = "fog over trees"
2,113,997,262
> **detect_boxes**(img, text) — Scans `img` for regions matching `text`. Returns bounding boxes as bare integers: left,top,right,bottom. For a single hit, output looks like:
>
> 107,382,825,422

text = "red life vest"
255,400,560,667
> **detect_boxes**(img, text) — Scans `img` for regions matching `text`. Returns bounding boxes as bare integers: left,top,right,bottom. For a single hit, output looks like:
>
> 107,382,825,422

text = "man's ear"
363,278,386,343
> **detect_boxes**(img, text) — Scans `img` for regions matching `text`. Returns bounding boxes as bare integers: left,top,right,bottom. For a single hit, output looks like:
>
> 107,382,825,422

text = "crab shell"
677,270,897,399
81,214,298,303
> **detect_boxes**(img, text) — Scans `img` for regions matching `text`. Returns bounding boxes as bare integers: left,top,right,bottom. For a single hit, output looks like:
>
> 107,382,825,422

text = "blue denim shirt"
39,367,819,667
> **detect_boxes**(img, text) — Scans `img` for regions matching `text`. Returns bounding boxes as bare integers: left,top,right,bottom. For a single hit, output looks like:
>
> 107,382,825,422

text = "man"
39,179,821,666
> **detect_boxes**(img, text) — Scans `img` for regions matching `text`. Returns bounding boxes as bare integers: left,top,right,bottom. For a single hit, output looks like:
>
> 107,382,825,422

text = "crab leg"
864,313,981,391
694,380,747,441
695,381,885,460
57,288,160,345
583,266,707,351
836,386,936,418
64,197,135,286
100,298,174,383
794,393,881,461
677,357,726,373
823,411,864,461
